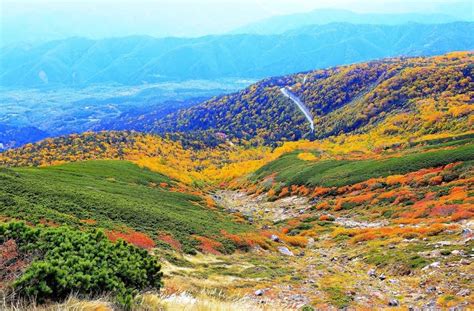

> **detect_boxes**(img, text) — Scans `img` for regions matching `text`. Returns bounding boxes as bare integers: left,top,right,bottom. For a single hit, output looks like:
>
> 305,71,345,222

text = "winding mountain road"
280,87,314,132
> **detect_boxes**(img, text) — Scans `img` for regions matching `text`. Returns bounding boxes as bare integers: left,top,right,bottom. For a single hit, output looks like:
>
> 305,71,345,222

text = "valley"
0,79,251,149
1,51,473,310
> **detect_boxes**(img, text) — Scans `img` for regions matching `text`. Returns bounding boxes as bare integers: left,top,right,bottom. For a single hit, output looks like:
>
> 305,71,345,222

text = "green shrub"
254,143,474,187
0,160,249,254
0,222,162,309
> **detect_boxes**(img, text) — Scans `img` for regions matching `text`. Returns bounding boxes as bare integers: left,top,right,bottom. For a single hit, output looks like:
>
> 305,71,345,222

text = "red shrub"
106,229,155,249
194,236,222,255
158,233,182,251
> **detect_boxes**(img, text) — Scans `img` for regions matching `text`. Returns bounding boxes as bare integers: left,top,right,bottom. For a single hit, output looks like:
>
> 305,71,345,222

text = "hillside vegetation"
153,52,473,144
253,140,474,187
0,161,249,254
1,52,473,310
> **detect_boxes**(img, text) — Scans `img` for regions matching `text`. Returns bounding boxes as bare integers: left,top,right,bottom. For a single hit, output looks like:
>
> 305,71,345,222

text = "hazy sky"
1,0,472,45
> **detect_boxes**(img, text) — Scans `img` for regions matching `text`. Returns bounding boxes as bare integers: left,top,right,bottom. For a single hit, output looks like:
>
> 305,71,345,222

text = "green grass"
253,142,474,187
0,160,248,253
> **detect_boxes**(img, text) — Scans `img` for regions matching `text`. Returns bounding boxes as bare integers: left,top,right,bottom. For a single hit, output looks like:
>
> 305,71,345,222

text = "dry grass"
1,292,288,311
139,292,287,311
1,295,113,311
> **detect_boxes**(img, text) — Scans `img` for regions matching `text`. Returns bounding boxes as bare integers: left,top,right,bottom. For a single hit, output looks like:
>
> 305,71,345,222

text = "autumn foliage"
106,229,156,249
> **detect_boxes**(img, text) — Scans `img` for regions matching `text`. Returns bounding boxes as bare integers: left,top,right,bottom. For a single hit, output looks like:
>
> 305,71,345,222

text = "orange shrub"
386,175,408,185
287,219,301,227
347,193,374,204
297,185,311,196
241,232,272,249
341,223,450,244
430,204,459,217
315,201,330,210
450,209,474,221
205,196,217,209
351,232,377,243
80,219,97,225
106,229,155,249
194,236,222,255
157,233,182,251
281,235,308,247
290,185,299,195
279,187,290,198
442,186,468,201
267,188,276,198
429,175,443,185
319,215,334,221
312,187,332,197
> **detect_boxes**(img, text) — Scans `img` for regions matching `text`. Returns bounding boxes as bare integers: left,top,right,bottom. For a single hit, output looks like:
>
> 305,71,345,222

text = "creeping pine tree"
0,222,163,309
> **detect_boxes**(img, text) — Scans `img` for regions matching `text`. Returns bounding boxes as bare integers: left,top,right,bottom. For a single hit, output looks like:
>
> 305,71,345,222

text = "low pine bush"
0,222,162,309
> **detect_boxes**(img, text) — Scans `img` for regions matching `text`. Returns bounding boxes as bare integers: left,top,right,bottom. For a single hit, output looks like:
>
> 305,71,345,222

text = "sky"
1,0,472,45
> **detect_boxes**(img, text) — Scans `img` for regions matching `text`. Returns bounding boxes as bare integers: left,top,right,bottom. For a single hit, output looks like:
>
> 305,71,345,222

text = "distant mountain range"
1,22,473,88
232,8,469,34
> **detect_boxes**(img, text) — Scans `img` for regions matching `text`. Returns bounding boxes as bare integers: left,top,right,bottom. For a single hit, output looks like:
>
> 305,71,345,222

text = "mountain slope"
0,123,48,150
232,9,465,34
150,52,473,144
1,23,473,87
0,160,249,254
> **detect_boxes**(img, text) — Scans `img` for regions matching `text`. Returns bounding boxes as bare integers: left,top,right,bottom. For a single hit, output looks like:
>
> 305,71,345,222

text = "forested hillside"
152,52,473,144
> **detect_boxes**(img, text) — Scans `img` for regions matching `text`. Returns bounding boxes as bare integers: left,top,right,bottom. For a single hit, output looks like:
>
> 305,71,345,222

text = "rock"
270,234,280,242
459,258,470,265
277,246,294,256
461,228,472,237
368,269,377,277
389,279,399,284
424,299,436,308
457,289,470,296
436,241,452,246
254,289,264,296
428,250,442,258
298,251,305,257
422,261,441,271
379,273,386,280
388,299,399,306
426,286,437,293
451,250,462,256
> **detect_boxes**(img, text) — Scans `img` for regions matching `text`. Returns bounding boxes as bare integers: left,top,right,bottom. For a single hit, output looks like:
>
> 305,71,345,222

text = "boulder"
278,246,294,256
457,289,470,297
254,289,264,296
388,299,399,306
422,261,440,271
368,269,377,277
